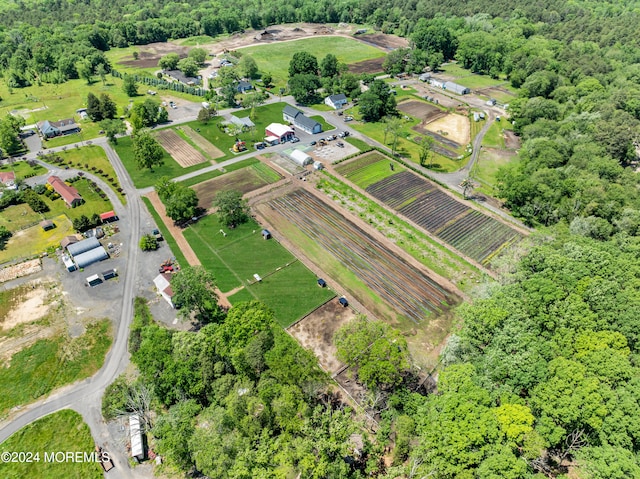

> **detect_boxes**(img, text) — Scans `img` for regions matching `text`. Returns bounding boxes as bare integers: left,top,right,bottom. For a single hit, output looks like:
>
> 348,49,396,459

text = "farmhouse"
265,123,295,143
37,119,80,138
443,81,470,95
164,70,201,86
282,105,322,134
47,176,83,207
289,149,313,167
153,273,175,308
0,171,16,189
324,93,348,110
236,80,253,93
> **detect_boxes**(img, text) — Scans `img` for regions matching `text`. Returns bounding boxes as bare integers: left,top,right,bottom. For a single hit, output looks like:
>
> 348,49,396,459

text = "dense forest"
3,0,638,477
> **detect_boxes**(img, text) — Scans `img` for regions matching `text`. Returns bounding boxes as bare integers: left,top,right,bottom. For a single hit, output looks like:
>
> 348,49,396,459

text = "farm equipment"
159,259,175,273
233,140,247,152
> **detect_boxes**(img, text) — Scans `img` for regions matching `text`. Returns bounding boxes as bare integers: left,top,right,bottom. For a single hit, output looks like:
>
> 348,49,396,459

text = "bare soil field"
348,57,385,75
398,101,445,123
504,130,521,149
423,113,470,146
191,166,282,210
180,125,225,160
287,299,356,374
355,32,409,51
121,43,190,68
155,129,209,167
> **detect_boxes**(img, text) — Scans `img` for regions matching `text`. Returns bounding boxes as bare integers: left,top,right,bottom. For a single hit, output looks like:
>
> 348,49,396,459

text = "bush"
139,234,159,251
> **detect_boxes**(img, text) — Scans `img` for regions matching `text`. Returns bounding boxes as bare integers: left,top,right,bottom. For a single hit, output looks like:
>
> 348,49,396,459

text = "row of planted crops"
337,154,522,266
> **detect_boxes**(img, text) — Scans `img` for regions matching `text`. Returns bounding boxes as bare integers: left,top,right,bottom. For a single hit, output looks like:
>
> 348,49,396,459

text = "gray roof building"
74,246,108,269
67,237,100,257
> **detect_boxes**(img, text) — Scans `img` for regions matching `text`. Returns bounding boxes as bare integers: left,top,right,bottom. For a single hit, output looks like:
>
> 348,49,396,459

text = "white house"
153,273,175,308
324,93,348,109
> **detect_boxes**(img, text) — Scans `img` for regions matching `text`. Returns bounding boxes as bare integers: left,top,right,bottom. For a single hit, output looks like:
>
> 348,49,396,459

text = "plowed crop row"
365,171,522,265
155,129,209,167
336,152,387,177
366,171,432,209
267,189,458,323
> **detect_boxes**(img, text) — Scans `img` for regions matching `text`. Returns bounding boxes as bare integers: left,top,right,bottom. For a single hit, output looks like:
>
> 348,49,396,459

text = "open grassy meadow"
241,36,386,86
0,77,131,146
336,152,404,188
0,160,45,179
0,319,112,416
0,410,103,479
0,214,73,263
184,214,333,326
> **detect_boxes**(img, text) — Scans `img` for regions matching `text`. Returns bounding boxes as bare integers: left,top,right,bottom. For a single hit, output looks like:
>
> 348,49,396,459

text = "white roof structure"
129,415,144,459
289,149,313,166
265,123,294,138
153,273,174,308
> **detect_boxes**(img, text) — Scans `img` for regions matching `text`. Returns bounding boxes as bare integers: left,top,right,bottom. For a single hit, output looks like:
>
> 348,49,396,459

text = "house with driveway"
282,105,322,134
48,175,83,207
324,93,348,109
37,119,80,138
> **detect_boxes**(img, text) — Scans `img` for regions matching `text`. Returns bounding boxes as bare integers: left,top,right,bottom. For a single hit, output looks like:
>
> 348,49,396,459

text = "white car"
291,137,300,143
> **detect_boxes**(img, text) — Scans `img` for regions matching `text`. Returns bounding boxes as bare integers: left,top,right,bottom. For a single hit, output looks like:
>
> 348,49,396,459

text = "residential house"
37,119,80,139
236,80,253,93
0,171,16,189
164,70,202,86
324,93,348,109
48,175,83,207
282,105,322,134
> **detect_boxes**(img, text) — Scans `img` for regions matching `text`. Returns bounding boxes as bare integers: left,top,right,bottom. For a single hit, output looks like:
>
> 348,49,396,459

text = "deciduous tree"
132,129,164,171
171,266,221,323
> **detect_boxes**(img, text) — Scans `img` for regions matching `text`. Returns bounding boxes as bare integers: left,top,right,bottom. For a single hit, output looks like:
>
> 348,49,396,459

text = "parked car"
327,134,337,141
310,141,317,146
337,141,344,147
344,116,353,122
338,131,350,138
291,137,300,143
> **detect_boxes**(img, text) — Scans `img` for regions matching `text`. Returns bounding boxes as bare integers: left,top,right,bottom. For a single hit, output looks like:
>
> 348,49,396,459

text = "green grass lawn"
241,37,386,87
0,409,103,479
0,214,73,263
0,77,131,145
141,197,188,268
174,35,216,46
439,63,507,89
0,320,112,416
481,119,507,148
472,148,519,196
184,214,332,326
235,261,335,328
56,146,126,204
0,160,45,179
113,136,208,189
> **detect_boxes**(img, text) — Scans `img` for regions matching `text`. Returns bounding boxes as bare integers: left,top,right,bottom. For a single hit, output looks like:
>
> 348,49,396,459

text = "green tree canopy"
132,129,164,171
212,189,250,228
170,266,221,323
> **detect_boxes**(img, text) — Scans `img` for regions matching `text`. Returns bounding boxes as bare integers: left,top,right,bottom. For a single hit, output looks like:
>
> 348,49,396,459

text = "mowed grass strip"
238,261,335,328
0,409,103,479
141,197,188,268
241,36,386,86
0,320,112,415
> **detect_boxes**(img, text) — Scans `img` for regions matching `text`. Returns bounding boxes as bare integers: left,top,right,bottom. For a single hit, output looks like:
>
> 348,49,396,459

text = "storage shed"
60,235,79,249
289,149,313,166
62,254,76,272
74,246,108,269
67,237,101,257
86,274,102,287
261,229,271,240
100,211,117,223
40,219,55,231
102,269,118,280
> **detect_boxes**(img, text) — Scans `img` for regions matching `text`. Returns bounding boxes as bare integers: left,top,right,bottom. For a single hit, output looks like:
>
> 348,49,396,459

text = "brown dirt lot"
288,299,356,374
398,100,446,123
348,58,385,75
121,43,191,69
191,166,282,210
155,129,209,167
424,113,470,146
355,32,409,51
504,130,521,149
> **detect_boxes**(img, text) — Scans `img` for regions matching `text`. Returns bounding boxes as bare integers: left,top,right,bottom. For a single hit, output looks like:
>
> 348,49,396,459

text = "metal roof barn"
67,237,100,257
74,246,108,269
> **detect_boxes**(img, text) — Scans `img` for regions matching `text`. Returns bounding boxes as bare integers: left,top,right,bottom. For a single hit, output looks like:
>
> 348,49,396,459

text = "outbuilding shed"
443,81,470,95
40,219,55,231
289,149,313,167
60,235,79,249
62,254,76,272
67,237,100,257
74,246,108,269
86,274,102,287
261,229,271,239
129,415,145,461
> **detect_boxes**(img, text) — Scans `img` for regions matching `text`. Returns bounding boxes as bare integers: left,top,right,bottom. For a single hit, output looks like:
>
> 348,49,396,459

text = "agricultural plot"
365,172,522,265
266,189,458,323
184,215,331,326
191,163,281,210
181,125,225,160
155,129,209,167
336,152,404,188
398,100,446,123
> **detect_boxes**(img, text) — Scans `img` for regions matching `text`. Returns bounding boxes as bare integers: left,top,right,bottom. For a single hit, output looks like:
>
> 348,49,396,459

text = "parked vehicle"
291,137,300,143
344,116,353,122
310,141,317,146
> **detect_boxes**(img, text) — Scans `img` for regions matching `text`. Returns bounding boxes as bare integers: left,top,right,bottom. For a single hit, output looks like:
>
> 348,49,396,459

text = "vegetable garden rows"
364,171,521,265
155,129,209,167
267,189,458,323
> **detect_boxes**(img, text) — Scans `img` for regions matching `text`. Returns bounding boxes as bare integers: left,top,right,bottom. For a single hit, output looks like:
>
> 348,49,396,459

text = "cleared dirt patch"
348,57,385,75
180,125,225,160
2,286,50,330
504,130,521,149
354,33,409,51
288,299,356,374
191,165,282,210
398,100,445,123
155,129,209,167
120,42,190,68
423,113,470,146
